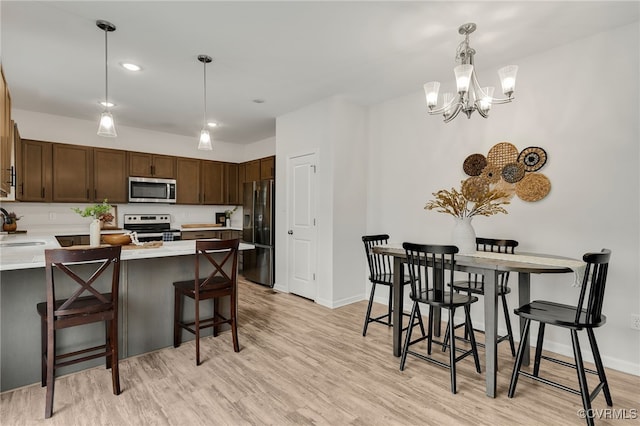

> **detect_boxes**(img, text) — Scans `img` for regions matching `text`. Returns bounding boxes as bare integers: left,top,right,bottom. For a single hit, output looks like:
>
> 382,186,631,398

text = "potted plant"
1,210,22,232
224,206,238,227
71,199,113,247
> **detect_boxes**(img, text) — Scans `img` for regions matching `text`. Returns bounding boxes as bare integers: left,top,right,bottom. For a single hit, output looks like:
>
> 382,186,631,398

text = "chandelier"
424,23,518,123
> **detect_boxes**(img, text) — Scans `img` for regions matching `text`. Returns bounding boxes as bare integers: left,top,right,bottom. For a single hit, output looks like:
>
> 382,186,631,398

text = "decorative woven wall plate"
487,142,519,168
515,173,551,202
463,154,487,176
462,176,489,202
481,163,502,184
518,146,547,172
501,162,525,183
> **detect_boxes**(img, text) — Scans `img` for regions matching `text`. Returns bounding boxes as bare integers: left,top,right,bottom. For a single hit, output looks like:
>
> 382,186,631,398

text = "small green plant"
225,206,238,218
1,211,22,224
72,199,113,221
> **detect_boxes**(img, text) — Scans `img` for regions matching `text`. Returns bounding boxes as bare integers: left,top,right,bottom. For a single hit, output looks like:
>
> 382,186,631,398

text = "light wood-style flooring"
2,277,638,425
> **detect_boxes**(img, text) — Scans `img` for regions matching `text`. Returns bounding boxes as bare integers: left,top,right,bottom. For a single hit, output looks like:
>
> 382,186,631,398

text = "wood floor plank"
1,277,638,425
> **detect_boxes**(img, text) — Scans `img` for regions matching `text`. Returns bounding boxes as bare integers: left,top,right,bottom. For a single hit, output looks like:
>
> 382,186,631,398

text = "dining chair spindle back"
361,234,423,336
508,249,613,426
400,243,481,394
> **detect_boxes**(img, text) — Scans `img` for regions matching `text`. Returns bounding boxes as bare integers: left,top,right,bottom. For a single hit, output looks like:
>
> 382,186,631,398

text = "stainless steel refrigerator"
242,179,274,287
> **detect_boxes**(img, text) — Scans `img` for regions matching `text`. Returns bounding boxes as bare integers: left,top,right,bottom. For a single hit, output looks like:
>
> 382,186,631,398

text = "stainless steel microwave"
128,177,176,203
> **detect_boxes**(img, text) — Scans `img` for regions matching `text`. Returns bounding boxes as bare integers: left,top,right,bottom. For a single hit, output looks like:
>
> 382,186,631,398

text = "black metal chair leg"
500,293,516,356
464,305,481,373
533,322,545,377
571,330,595,426
400,302,418,371
427,308,434,355
448,308,457,394
442,320,450,352
508,318,531,398
415,304,426,337
587,328,613,406
387,287,393,327
362,283,377,336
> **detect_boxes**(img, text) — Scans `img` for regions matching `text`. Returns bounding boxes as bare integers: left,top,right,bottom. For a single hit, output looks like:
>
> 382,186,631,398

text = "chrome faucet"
0,207,9,224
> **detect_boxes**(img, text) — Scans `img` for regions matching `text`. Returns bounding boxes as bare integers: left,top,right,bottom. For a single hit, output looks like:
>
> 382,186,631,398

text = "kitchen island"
0,232,253,391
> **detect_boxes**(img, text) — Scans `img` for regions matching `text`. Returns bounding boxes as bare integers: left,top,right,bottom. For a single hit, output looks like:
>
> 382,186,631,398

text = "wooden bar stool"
36,246,122,418
173,239,240,365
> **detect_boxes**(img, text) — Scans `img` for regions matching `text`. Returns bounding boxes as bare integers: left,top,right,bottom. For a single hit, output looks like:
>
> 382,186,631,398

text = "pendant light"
197,55,213,151
96,20,117,137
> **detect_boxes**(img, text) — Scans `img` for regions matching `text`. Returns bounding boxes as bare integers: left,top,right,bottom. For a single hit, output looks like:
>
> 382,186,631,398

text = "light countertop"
0,231,253,272
180,226,242,232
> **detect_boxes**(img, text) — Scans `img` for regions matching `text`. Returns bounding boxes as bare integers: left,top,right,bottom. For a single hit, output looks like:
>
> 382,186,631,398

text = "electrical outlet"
48,212,56,221
631,314,640,331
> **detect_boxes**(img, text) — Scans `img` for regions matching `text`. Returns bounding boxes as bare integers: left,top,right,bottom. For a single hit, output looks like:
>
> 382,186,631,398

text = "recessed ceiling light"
120,62,141,71
207,121,218,128
99,101,115,108
252,99,265,104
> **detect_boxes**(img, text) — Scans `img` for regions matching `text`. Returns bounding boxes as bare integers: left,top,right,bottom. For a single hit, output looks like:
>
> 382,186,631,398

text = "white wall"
275,96,367,307
242,137,276,162
12,109,244,162
367,23,639,375
275,98,332,302
331,99,368,306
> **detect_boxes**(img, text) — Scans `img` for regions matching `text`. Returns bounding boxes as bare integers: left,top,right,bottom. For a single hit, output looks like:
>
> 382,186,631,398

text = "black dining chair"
362,235,424,337
400,243,481,394
445,237,518,357
508,249,612,426
36,246,122,418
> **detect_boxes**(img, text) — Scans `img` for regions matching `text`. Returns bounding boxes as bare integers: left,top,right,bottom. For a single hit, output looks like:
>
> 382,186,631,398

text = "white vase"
452,217,476,254
90,219,101,247
225,218,231,227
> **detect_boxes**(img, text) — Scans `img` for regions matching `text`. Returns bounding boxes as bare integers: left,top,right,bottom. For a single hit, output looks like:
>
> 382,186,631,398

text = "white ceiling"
2,1,638,144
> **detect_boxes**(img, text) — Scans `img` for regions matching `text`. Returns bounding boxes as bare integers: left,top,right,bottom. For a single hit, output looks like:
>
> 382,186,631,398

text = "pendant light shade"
98,111,116,136
198,129,212,150
96,20,117,137
197,55,213,151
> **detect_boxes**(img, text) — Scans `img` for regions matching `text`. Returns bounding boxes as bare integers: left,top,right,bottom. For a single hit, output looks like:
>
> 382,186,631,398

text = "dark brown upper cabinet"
129,152,176,178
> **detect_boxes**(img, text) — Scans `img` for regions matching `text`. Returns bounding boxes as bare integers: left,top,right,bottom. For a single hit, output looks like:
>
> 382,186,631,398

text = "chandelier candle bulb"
498,65,518,96
454,64,473,93
424,82,440,108
479,86,495,112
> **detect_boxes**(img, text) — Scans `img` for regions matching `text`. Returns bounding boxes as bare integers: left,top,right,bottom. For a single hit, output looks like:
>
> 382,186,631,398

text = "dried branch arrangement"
424,182,510,218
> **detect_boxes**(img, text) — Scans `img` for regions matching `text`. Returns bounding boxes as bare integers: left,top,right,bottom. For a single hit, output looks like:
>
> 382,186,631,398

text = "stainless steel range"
123,214,181,242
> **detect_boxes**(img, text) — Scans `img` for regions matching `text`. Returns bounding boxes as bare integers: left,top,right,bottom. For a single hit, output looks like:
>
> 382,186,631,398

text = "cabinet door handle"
86,189,90,199
94,189,97,199
41,188,44,198
151,165,155,176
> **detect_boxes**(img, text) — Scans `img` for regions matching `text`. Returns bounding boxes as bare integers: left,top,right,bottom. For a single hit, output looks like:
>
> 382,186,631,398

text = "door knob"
287,230,293,235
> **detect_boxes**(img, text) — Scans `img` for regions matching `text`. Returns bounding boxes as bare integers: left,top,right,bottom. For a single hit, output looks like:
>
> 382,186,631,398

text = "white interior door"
287,153,317,300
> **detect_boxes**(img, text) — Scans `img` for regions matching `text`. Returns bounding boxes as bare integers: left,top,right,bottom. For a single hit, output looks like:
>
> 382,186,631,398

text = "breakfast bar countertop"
0,231,254,272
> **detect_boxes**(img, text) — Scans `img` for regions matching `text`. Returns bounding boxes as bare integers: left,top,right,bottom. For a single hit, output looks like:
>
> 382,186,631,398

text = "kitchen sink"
0,241,46,248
